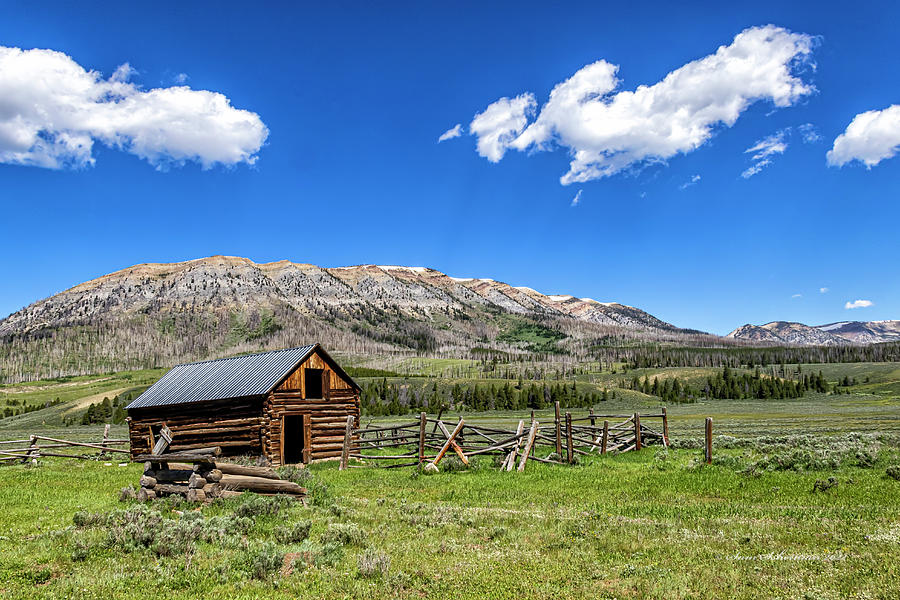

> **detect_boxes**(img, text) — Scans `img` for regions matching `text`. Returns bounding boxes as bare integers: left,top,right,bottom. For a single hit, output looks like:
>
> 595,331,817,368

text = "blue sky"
0,1,898,335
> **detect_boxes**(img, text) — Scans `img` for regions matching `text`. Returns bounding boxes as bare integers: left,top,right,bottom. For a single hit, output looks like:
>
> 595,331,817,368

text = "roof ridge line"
175,344,317,367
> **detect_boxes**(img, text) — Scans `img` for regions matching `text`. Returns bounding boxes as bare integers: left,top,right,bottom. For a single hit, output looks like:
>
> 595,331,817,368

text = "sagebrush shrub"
233,494,294,518
320,522,366,547
357,549,390,578
276,520,312,544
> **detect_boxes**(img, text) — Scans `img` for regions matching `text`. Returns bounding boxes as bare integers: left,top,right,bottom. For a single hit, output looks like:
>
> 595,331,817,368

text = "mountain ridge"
0,255,711,382
726,320,900,346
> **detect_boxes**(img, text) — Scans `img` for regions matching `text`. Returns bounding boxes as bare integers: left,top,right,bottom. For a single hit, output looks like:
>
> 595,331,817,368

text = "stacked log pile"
135,447,306,503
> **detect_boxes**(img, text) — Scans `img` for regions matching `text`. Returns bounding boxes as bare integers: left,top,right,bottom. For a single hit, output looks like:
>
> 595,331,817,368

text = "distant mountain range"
1,255,896,381
726,320,900,346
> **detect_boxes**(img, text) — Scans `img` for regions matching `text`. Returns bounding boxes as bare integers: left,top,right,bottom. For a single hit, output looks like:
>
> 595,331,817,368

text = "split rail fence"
340,403,670,472
0,425,128,464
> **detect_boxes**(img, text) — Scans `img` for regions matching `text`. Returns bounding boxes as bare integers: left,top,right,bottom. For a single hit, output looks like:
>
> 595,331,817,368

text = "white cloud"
438,123,463,142
468,25,815,184
570,189,583,206
679,174,701,189
798,122,821,143
820,287,829,294
741,130,788,178
845,299,873,309
747,132,788,161
791,293,802,298
174,72,189,84
827,104,900,168
469,94,536,162
740,161,771,179
0,46,268,169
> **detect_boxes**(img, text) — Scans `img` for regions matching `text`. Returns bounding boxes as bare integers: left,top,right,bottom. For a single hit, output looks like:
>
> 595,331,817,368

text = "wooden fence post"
517,421,539,472
504,420,525,472
554,401,562,456
418,412,427,464
662,407,669,447
600,420,609,454
589,408,595,428
565,412,574,464
100,424,110,457
23,435,37,463
704,417,713,464
633,413,642,451
339,415,354,470
437,419,470,465
432,419,465,467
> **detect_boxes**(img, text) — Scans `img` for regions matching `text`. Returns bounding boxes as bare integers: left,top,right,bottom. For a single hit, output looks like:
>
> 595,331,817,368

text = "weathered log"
662,406,670,446
218,474,305,495
151,425,173,455
154,483,190,495
214,462,281,479
146,469,193,482
32,436,130,454
634,413,642,451
139,475,157,488
133,452,217,463
188,473,208,489
431,419,466,467
517,421,539,472
203,468,224,482
554,402,562,456
504,420,526,472
186,489,207,503
137,487,157,502
437,420,469,466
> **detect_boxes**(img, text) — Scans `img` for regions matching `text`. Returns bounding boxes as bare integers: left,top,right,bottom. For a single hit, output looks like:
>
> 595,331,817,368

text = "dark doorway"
282,415,305,464
305,368,324,399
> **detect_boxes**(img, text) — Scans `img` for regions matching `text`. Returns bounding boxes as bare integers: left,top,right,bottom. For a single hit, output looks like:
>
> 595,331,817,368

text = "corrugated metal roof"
125,345,317,410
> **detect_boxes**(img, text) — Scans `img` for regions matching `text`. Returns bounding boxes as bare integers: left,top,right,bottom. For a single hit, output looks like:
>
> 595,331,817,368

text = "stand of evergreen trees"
360,378,608,416
624,342,900,370
2,396,64,418
80,394,129,425
625,366,831,402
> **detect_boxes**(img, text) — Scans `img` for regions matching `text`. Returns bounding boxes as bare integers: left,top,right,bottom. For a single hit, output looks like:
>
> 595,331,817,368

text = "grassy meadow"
0,360,898,598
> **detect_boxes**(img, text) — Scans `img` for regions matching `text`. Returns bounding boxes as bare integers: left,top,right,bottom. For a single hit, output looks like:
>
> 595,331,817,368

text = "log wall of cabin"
262,350,359,465
127,397,264,459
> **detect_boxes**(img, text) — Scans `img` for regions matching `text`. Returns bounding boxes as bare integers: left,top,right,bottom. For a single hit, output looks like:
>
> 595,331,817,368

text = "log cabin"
125,345,360,465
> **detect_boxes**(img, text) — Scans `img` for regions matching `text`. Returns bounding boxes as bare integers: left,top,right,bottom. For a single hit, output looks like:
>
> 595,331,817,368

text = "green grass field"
1,361,899,598
0,440,898,599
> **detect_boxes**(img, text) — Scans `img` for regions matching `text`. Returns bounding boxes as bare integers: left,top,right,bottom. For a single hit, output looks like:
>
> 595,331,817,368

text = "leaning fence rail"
0,425,128,463
340,403,670,472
